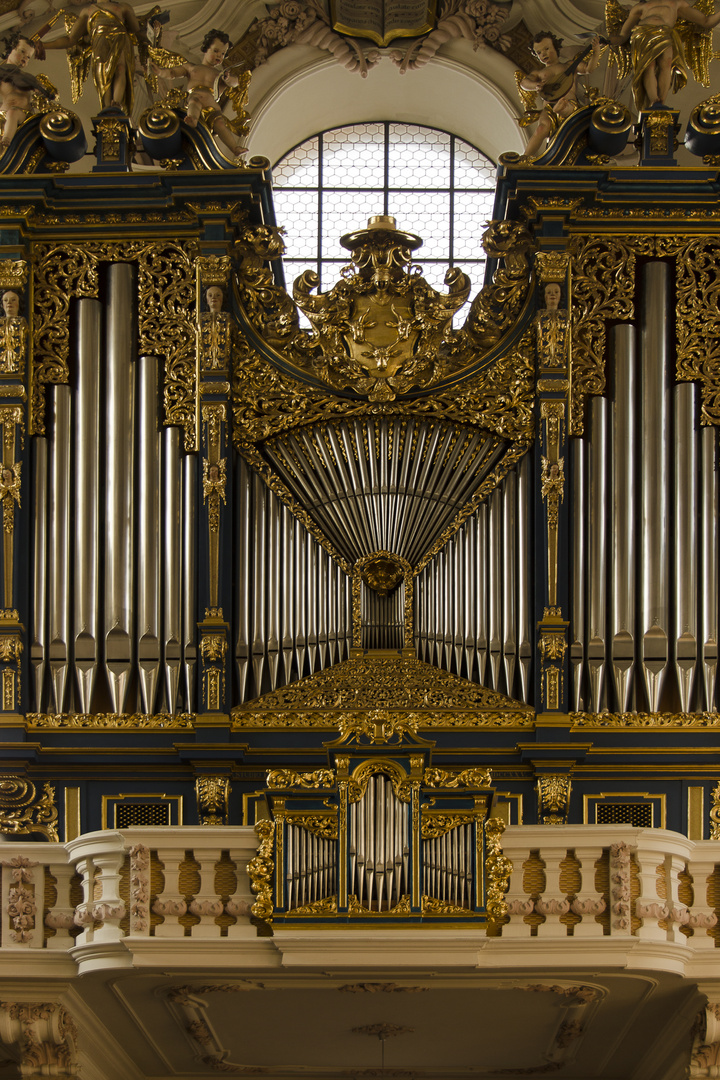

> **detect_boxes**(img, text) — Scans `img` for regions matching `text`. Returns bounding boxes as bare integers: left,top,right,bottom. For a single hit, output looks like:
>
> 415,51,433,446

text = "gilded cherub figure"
516,31,601,158
199,285,232,371
0,32,53,153
607,0,720,110
42,0,146,115
150,28,249,160
0,290,27,374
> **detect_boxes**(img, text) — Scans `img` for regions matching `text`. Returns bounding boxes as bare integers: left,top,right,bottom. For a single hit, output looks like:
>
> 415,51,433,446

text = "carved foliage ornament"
0,775,59,841
293,215,470,402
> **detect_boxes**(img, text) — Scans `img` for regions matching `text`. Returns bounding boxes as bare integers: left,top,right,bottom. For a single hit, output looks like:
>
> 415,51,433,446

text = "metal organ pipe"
700,428,718,709
137,355,161,714
31,439,47,709
502,470,517,698
674,383,698,711
640,262,670,711
48,386,71,714
517,454,532,703
104,263,135,714
73,298,101,713
182,451,197,711
610,324,636,713
588,396,608,712
570,439,586,711
162,426,182,714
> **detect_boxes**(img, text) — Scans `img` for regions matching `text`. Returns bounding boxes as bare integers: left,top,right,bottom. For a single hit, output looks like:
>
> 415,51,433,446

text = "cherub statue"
149,28,249,160
42,0,147,115
515,31,601,158
606,0,720,110
0,32,53,153
0,289,27,374
199,285,232,371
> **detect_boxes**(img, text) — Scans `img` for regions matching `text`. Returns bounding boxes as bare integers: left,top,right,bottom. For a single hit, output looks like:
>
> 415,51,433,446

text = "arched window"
272,122,496,305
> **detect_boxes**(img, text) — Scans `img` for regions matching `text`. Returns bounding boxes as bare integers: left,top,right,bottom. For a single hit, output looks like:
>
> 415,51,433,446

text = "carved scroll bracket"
0,1001,79,1078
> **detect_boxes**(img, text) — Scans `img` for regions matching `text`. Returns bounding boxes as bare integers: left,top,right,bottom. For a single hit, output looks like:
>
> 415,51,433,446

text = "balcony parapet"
0,825,718,979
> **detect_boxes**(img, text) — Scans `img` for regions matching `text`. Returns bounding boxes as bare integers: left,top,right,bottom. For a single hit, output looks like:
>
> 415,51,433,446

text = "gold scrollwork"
421,813,475,839
199,634,227,663
196,255,231,288
0,775,59,842
710,781,720,840
423,767,492,788
0,260,27,291
290,894,338,916
348,760,413,804
421,896,473,915
266,768,335,790
484,817,511,923
348,894,412,916
195,775,229,826
535,252,569,283
571,710,720,728
337,709,419,745
26,712,194,729
537,774,572,825
248,819,275,923
569,236,640,436
287,815,338,840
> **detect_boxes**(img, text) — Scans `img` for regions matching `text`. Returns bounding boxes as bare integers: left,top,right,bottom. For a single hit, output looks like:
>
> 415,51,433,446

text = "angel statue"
41,0,147,115
515,32,601,158
607,0,720,110
149,28,249,160
0,31,54,154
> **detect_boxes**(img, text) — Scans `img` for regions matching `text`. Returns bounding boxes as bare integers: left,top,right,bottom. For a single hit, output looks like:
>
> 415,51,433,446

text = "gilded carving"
26,712,194,729
710,781,720,840
421,813,475,839
464,221,534,351
287,815,338,840
199,635,227,663
266,768,335,790
338,710,420,745
571,711,720,728
291,895,338,916
484,817,511,923
0,316,26,377
537,774,572,825
569,236,638,435
293,216,470,402
423,767,492,788
195,776,230,826
348,894,412,916
0,776,59,842
232,655,534,730
247,819,275,923
421,896,473,915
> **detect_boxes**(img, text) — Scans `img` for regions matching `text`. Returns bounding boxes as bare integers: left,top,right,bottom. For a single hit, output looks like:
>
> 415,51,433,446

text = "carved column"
0,1001,80,1078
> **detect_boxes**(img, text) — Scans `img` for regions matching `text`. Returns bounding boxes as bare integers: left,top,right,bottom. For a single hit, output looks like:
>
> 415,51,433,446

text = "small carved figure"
517,32,600,158
0,291,27,375
536,282,569,368
43,0,146,115
199,285,232,370
607,0,720,111
150,29,248,159
0,32,52,153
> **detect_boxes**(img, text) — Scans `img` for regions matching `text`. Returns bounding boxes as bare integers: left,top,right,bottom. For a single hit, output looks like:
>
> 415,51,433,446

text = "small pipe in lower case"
182,451,197,711
611,324,635,712
588,395,608,712
673,382,698,712
137,355,161,715
163,426,182,714
700,427,718,710
49,386,71,714
31,438,48,710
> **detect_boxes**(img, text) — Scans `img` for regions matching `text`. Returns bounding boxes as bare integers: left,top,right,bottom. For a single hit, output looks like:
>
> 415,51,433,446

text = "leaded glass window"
272,123,496,309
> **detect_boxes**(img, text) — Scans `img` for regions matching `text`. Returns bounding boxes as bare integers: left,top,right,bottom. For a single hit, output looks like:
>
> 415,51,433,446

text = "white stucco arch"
246,43,526,165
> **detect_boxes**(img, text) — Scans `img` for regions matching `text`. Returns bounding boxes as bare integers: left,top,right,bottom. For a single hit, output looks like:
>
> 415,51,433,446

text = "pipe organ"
2,143,720,856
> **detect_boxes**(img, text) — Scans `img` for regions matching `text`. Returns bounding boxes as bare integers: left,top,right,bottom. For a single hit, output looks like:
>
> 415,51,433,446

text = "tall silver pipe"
267,490,281,690
281,504,295,682
252,471,267,696
235,457,251,700
463,518,475,677
137,356,161,714
453,533,464,672
31,438,48,710
588,396,608,712
673,383,698,712
104,262,135,713
163,426,182,714
327,552,337,665
611,324,636,713
307,537,318,674
73,298,101,713
517,454,532,702
476,503,488,685
488,488,502,689
48,387,71,714
294,518,307,678
640,262,669,712
182,452,197,711
700,427,718,709
570,439,586,711
318,547,328,670
502,470,517,697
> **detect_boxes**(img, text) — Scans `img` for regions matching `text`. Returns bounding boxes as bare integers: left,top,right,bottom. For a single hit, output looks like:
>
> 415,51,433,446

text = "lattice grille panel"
596,803,652,827
116,803,170,828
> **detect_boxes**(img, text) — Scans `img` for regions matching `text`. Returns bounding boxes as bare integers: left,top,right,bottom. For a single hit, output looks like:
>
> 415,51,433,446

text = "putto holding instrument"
149,27,248,160
0,31,53,152
516,32,601,159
